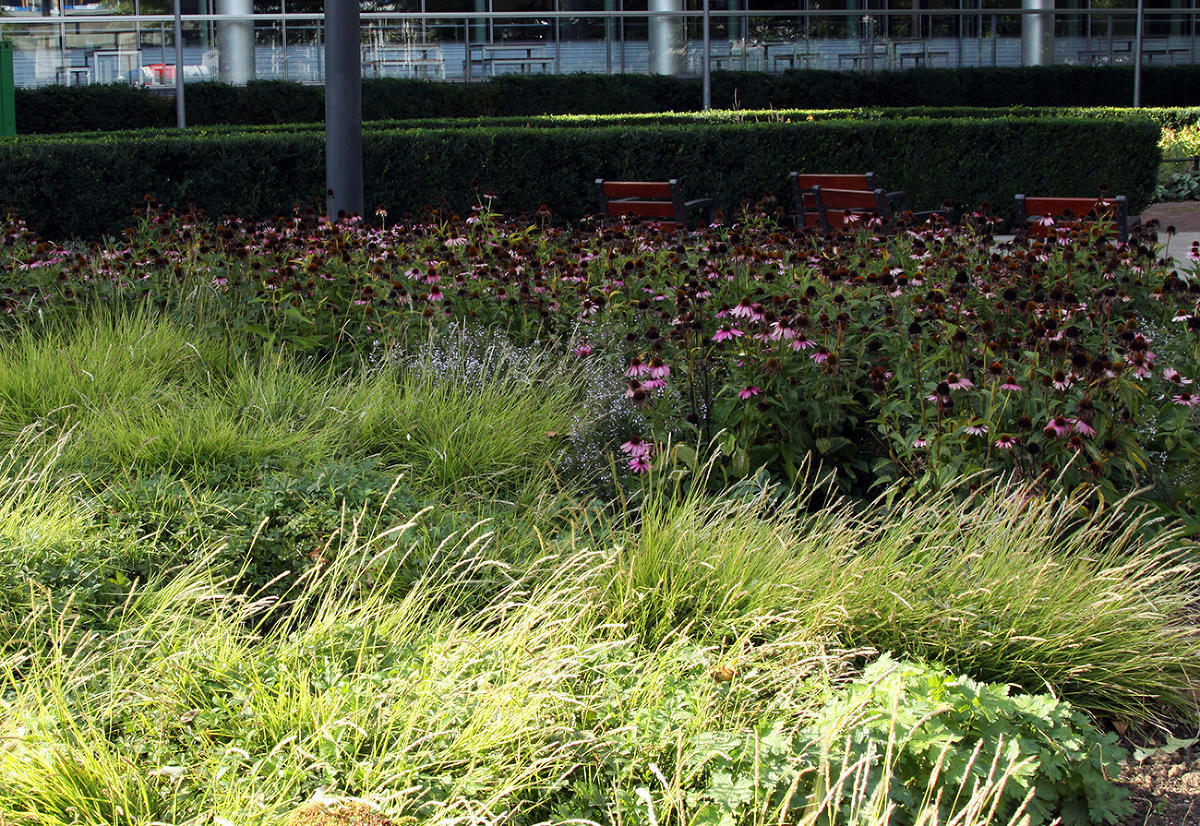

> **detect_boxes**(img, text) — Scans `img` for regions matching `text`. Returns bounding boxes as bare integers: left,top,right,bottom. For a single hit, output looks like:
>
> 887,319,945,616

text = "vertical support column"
604,0,615,72
217,0,255,84
1021,0,1054,65
472,0,487,51
1133,0,1145,107
174,0,186,127
727,0,742,43
0,41,14,138
648,0,683,75
702,0,711,109
325,0,363,219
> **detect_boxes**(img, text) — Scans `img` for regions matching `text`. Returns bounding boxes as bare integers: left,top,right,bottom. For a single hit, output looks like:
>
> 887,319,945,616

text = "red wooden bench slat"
812,187,888,210
792,173,875,191
1022,197,1119,217
605,200,678,219
602,181,675,199
1014,194,1132,242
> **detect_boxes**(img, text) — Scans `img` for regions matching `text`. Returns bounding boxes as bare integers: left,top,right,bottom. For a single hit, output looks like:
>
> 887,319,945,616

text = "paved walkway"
1141,202,1200,264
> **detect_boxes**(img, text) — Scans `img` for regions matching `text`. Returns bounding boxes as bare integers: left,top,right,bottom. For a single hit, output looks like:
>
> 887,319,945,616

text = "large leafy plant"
687,655,1131,826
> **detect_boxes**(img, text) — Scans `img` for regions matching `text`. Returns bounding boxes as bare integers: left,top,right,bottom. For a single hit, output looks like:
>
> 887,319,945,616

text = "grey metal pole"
1021,0,1053,66
217,0,255,84
325,0,364,219
1133,0,1145,107
173,0,185,128
648,0,683,75
702,0,711,110
281,0,289,82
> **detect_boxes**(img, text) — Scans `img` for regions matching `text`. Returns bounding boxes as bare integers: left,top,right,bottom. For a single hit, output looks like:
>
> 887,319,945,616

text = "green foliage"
810,657,1133,826
13,67,1200,134
0,115,1159,238
688,656,1131,826
1155,168,1200,201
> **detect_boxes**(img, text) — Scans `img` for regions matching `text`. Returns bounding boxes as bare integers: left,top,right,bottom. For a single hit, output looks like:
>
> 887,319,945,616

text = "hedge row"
13,66,1200,134
0,116,1159,240
16,104,1190,144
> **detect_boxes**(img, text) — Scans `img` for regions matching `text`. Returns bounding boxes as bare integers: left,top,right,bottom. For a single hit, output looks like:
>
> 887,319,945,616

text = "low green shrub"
12,66,1200,133
0,115,1159,238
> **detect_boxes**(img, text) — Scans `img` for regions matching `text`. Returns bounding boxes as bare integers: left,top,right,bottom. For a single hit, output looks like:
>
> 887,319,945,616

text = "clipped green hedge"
0,116,1159,240
8,102,1182,143
12,66,1200,134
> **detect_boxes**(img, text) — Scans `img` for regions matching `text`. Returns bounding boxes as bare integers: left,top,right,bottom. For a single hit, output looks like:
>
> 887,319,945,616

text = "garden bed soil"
1119,740,1200,825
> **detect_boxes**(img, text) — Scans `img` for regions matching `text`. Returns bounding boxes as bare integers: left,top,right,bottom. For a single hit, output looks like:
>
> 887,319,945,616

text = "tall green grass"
0,503,1039,826
0,312,595,498
604,476,1199,724
0,312,1194,825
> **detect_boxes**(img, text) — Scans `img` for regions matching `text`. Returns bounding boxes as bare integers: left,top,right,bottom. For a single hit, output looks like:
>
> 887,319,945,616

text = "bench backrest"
1013,194,1130,242
596,178,687,227
810,185,893,232
789,172,878,229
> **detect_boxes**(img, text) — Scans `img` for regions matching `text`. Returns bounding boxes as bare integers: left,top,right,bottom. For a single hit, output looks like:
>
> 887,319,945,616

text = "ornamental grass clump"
2,471,1186,824
605,472,1200,726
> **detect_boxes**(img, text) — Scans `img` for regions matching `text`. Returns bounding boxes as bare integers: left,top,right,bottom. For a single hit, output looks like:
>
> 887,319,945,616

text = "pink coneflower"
964,422,989,437
1163,367,1193,385
790,337,816,351
994,436,1018,450
1044,416,1072,438
946,373,973,391
738,385,762,400
1073,419,1096,437
712,325,743,343
1127,351,1155,379
573,341,594,357
730,298,763,321
625,380,644,399
625,358,650,377
647,358,670,380
444,236,469,247
1036,215,1056,228
427,289,444,302
1051,371,1072,392
770,323,797,341
642,378,667,392
913,437,928,448
1067,434,1087,452
1173,392,1200,408
1000,376,1023,392
811,347,830,364
620,437,652,458
628,454,652,473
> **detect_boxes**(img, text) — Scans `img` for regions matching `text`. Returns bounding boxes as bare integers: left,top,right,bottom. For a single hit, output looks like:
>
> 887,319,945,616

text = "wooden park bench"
1013,194,1137,243
810,185,897,233
789,172,913,231
594,179,715,232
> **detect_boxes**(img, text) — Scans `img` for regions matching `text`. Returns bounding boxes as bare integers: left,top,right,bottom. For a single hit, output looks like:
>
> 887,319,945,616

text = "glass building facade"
0,0,1194,86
